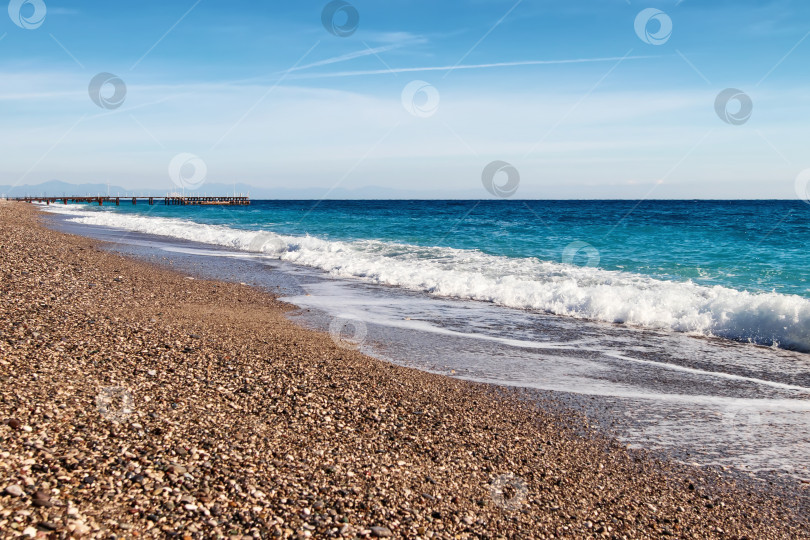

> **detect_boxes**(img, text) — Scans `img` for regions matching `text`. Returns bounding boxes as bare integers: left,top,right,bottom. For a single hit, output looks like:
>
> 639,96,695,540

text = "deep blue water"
45,199,810,482
46,199,810,350
68,199,810,297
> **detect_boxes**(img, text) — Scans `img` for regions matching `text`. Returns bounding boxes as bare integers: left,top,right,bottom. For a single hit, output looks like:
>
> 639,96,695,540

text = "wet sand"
0,201,807,539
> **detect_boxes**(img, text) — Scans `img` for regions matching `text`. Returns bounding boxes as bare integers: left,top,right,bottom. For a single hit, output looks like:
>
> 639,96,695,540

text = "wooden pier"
8,195,250,206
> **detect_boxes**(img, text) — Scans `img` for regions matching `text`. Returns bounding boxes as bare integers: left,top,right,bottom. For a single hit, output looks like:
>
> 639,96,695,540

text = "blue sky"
2,0,810,198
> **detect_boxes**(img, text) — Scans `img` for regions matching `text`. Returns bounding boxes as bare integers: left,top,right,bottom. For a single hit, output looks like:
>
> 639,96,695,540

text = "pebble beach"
0,201,807,539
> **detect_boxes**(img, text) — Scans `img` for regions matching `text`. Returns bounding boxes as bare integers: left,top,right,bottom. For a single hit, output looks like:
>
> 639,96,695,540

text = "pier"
8,195,250,206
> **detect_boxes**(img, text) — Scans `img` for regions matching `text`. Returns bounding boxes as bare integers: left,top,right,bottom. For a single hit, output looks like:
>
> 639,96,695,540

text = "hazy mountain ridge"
0,180,795,200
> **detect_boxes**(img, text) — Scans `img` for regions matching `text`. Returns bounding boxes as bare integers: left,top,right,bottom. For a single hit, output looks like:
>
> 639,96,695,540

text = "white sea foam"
47,205,810,352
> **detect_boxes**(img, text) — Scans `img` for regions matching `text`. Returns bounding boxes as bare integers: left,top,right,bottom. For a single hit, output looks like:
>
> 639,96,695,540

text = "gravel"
0,201,807,539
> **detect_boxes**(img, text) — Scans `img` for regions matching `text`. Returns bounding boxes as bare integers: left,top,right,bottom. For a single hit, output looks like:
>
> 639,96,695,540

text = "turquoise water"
48,200,810,351
73,200,809,296
46,200,810,483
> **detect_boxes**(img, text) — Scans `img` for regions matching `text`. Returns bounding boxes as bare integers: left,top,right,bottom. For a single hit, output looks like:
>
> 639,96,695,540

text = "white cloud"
0,69,805,198
362,31,429,46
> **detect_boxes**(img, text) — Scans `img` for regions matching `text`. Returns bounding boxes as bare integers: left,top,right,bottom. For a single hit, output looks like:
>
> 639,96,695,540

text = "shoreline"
38,199,810,356
44,203,810,497
1,201,807,538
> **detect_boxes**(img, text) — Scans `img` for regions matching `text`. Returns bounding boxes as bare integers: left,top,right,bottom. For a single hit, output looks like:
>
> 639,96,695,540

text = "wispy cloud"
287,44,401,73
364,31,429,46
286,55,664,80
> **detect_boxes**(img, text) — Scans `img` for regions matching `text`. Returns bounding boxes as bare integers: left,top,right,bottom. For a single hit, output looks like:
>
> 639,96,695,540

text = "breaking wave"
48,205,810,352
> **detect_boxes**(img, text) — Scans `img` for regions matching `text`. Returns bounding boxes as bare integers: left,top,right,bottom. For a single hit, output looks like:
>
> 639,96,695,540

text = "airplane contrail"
285,55,662,80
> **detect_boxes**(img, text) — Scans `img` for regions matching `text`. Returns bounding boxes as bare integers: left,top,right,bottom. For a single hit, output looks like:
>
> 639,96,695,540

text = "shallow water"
42,201,810,352
47,211,810,490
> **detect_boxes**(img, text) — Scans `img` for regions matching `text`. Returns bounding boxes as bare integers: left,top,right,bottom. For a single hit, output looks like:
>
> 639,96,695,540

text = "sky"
2,0,810,198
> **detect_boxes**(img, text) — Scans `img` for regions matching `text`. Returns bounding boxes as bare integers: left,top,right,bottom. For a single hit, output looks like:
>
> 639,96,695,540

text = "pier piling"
10,195,250,206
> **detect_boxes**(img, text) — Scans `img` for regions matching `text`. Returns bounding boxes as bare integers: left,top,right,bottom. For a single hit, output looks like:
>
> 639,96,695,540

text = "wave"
47,205,810,352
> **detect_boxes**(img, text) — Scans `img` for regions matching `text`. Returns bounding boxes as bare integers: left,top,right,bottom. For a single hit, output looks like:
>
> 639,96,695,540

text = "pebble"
31,490,52,507
168,464,187,475
4,484,24,497
38,521,58,531
69,521,91,536
0,203,804,539
370,526,392,537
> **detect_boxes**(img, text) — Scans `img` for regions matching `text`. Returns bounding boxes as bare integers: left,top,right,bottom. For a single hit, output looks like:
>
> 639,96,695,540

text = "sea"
41,199,810,492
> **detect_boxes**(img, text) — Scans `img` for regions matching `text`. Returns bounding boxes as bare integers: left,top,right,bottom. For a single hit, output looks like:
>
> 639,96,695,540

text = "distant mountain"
0,180,486,199
0,180,127,197
0,181,257,198
0,180,795,200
